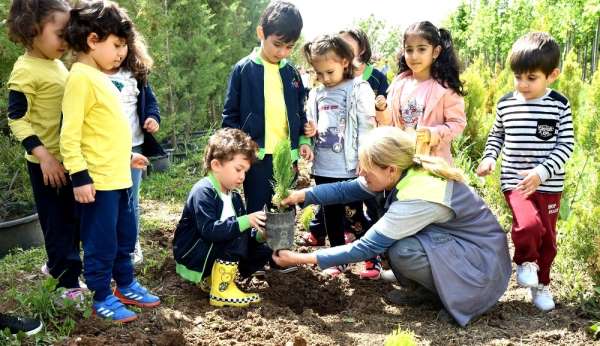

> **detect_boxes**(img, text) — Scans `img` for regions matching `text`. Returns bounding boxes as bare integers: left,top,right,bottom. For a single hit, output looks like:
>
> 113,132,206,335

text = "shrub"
0,136,35,221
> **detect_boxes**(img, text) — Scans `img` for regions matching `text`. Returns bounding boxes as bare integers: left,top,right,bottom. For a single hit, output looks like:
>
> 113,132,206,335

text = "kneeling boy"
173,128,271,307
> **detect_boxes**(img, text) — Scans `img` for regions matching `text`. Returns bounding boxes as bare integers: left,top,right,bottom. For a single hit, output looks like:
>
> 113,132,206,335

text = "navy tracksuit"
27,161,82,289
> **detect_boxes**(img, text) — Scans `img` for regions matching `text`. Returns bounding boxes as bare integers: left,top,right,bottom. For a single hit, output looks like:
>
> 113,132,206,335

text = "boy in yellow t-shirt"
61,1,159,323
222,1,313,215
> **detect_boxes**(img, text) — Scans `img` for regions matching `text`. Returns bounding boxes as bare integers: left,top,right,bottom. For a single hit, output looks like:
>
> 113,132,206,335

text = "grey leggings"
387,236,436,293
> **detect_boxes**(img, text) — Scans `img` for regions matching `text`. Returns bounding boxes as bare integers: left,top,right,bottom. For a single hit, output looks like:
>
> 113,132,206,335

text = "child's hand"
304,120,317,137
248,211,266,231
74,183,96,203
131,153,149,169
476,157,496,177
299,144,313,161
143,118,160,133
281,189,306,206
33,147,68,188
516,170,541,198
375,95,387,111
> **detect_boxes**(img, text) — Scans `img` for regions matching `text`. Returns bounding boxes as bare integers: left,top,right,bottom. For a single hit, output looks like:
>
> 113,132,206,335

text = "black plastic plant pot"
149,154,170,173
0,213,44,258
265,209,296,251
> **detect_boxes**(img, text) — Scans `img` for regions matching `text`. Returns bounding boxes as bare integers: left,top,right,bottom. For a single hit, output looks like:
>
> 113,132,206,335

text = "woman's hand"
272,249,317,267
281,189,306,206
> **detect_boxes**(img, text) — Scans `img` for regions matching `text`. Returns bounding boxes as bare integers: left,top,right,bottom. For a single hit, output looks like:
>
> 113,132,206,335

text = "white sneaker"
531,284,555,311
41,263,50,276
516,262,539,287
380,269,398,283
132,240,144,265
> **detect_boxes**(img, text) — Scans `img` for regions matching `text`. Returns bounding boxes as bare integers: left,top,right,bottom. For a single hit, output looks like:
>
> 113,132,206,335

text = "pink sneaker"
359,258,382,280
344,232,356,244
322,264,349,277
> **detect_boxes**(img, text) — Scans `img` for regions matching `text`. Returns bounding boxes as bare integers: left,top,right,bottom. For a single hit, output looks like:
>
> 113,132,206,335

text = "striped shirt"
483,89,574,193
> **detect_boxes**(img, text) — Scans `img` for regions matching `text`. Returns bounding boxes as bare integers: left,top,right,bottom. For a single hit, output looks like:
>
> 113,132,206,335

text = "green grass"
0,248,86,345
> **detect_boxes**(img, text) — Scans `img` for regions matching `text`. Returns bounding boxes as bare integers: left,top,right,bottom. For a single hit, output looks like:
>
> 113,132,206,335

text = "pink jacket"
377,71,466,163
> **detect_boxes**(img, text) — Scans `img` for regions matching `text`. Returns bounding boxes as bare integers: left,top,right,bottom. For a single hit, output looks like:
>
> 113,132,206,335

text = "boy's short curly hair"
7,0,70,48
203,128,258,173
509,32,560,76
259,1,303,43
65,0,134,53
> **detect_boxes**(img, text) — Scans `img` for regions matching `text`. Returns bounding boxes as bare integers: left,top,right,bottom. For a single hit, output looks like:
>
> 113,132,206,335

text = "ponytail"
359,127,466,183
413,155,466,183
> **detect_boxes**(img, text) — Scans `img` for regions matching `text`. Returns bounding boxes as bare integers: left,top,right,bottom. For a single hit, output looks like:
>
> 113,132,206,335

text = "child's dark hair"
121,31,154,84
398,21,464,96
509,32,560,76
259,1,303,43
339,28,372,64
7,0,70,48
203,128,258,174
303,34,355,80
65,0,134,53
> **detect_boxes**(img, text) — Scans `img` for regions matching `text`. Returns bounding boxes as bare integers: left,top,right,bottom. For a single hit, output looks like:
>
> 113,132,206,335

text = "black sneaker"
0,313,43,336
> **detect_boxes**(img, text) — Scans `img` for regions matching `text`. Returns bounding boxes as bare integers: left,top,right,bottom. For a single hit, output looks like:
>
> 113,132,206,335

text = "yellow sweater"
7,54,68,163
60,62,132,190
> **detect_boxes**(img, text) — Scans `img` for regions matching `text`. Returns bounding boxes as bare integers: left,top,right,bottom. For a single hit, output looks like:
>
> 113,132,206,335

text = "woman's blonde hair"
358,127,465,183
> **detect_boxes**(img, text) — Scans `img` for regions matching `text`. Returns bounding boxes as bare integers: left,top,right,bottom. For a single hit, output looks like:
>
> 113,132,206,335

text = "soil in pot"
265,209,295,251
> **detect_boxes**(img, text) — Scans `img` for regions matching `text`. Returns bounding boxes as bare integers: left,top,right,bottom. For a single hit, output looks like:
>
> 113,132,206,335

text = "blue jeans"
130,145,143,241
78,189,137,301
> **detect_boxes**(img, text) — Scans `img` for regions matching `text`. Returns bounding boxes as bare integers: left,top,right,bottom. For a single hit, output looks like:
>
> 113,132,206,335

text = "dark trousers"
27,161,81,289
78,189,136,301
309,176,370,247
243,154,274,213
505,190,561,285
215,230,272,278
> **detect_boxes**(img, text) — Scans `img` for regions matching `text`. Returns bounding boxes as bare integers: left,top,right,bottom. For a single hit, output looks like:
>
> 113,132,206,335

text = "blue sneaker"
93,295,137,323
114,280,161,308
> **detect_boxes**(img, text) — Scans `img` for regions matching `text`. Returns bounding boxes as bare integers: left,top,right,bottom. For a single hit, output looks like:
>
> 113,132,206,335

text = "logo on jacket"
535,119,557,140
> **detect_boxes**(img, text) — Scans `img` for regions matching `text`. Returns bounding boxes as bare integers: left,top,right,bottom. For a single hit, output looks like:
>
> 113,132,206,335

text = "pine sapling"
271,140,295,212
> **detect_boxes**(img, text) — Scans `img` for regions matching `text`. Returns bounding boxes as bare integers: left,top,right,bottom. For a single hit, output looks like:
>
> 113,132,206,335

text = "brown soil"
44,198,597,345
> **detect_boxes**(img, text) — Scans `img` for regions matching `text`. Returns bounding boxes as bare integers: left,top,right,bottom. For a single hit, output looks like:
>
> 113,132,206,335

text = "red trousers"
504,190,561,285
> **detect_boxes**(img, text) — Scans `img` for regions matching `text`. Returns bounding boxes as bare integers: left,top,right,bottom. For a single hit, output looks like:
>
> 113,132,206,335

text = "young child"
376,21,466,164
339,27,389,279
301,34,376,277
104,31,164,265
61,0,160,322
221,1,312,215
477,32,574,311
172,128,271,308
339,28,389,102
6,0,83,300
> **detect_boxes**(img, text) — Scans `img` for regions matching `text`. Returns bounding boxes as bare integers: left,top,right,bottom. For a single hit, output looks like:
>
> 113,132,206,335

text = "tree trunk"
592,17,600,73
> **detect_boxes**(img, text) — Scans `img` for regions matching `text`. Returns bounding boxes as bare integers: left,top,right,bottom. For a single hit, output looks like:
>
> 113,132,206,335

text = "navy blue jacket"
136,80,165,157
221,49,309,158
173,175,252,278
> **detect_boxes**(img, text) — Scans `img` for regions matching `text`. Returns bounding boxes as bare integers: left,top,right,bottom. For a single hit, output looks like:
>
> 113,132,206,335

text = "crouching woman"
273,126,511,326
